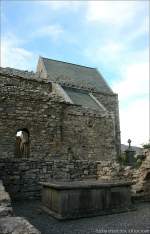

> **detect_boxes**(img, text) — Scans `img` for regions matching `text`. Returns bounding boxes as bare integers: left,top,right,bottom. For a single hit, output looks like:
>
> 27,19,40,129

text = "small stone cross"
128,139,131,148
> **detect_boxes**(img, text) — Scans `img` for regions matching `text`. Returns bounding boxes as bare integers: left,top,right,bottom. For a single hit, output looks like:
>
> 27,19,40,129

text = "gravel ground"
12,201,150,234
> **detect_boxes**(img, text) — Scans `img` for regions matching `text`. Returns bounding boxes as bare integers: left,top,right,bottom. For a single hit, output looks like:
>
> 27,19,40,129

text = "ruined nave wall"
0,69,116,161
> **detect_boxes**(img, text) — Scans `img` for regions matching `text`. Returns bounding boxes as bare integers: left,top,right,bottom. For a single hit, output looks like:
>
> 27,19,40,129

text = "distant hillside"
121,144,143,154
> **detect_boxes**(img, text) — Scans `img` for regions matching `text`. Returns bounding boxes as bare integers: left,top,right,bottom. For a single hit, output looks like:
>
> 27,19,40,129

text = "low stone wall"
1,155,149,202
0,158,125,200
97,150,150,202
0,158,98,199
97,161,124,180
131,149,150,201
0,180,40,234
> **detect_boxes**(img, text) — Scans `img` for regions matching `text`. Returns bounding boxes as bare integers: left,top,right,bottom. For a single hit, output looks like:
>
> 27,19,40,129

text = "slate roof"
39,57,113,94
63,87,105,111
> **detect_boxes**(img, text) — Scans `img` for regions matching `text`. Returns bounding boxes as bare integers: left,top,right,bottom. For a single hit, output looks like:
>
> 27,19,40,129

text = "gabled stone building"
0,57,121,161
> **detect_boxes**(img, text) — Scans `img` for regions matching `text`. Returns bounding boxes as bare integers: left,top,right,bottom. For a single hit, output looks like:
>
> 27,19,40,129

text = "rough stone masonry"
0,180,40,234
0,57,121,199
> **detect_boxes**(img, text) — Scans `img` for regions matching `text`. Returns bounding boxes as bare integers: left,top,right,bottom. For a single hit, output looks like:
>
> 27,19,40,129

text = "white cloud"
120,98,149,146
40,1,82,11
112,62,149,146
84,33,149,78
85,44,149,146
1,34,36,70
31,24,78,45
84,40,125,69
33,24,64,41
113,62,149,102
86,1,145,27
126,16,149,43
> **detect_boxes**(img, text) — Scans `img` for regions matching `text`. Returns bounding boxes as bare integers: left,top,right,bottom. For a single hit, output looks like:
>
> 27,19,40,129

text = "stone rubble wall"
98,150,150,201
0,71,64,159
0,158,127,200
0,180,13,217
62,105,116,161
0,155,149,201
97,160,124,181
0,158,98,200
131,149,150,201
0,180,40,234
0,69,117,161
94,92,121,157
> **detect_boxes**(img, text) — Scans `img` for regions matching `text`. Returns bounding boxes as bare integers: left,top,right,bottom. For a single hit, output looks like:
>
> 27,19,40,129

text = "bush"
117,152,127,165
135,158,142,168
142,143,150,149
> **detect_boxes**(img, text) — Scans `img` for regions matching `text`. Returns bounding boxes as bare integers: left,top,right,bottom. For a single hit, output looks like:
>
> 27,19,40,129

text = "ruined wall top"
0,66,43,83
0,65,116,96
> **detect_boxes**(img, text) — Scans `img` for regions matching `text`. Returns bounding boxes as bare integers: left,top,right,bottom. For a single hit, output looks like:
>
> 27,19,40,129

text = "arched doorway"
15,128,30,157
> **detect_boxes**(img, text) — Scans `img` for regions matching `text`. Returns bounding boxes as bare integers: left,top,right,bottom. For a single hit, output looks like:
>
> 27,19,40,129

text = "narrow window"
15,128,30,157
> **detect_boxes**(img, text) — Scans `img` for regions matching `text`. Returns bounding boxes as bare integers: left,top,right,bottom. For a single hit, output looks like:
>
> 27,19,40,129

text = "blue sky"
1,1,149,146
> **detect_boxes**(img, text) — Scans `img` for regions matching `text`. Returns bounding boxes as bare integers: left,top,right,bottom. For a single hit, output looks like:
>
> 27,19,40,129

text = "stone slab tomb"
40,180,133,220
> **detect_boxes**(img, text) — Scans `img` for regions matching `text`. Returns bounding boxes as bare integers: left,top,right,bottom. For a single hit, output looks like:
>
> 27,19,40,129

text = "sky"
0,0,149,147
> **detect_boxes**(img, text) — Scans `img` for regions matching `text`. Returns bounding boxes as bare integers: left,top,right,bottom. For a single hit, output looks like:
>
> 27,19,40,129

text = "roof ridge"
41,56,95,70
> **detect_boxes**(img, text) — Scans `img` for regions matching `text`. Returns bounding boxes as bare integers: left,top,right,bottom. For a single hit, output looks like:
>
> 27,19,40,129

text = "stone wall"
0,71,64,159
0,180,40,234
98,150,150,202
94,92,121,157
0,67,122,203
0,157,127,200
0,158,98,200
62,105,116,161
1,155,149,201
131,149,150,201
0,68,117,161
0,180,12,217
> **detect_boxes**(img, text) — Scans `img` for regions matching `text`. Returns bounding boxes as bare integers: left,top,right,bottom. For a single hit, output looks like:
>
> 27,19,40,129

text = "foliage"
134,159,142,168
118,152,143,168
117,152,127,165
142,143,150,149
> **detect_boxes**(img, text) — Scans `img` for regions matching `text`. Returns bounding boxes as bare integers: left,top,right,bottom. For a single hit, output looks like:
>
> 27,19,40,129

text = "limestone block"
0,191,11,207
0,217,41,234
0,181,4,191
0,206,13,217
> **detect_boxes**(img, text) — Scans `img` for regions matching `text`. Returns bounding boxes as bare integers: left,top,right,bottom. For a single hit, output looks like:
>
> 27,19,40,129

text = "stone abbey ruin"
0,57,150,232
0,56,121,161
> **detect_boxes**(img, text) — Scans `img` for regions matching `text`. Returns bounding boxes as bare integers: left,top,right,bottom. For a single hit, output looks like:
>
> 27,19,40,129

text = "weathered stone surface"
0,180,12,217
96,149,150,201
0,191,11,207
0,65,120,161
0,217,40,234
0,206,13,217
0,61,122,201
1,154,149,202
41,180,133,220
0,180,40,233
97,161,124,181
131,149,150,201
0,159,98,199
